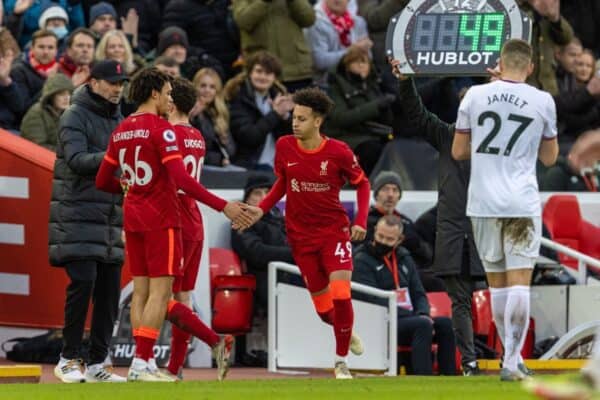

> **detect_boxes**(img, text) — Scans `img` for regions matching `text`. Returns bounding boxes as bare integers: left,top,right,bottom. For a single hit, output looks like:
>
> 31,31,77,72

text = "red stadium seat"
472,289,492,337
209,248,256,334
397,291,459,374
427,292,452,318
543,195,600,274
209,248,243,289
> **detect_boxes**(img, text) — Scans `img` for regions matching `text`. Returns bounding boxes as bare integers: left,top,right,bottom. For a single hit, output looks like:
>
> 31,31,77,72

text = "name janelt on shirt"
487,93,528,109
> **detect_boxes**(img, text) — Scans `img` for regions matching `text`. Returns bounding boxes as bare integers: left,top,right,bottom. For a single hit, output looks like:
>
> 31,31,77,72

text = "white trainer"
148,358,180,382
350,332,364,356
54,357,85,383
84,363,126,383
334,361,353,379
127,358,176,382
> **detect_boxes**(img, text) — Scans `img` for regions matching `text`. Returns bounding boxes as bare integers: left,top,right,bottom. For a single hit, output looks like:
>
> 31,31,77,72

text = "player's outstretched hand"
224,201,252,229
350,225,366,242
233,206,264,232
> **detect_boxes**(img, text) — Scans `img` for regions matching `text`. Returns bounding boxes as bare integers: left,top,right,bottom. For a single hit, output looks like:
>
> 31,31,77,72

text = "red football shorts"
172,239,203,293
126,228,183,278
291,236,353,293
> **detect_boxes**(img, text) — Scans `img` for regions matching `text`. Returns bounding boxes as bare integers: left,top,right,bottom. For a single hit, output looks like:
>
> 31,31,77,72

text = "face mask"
370,241,394,258
50,26,68,40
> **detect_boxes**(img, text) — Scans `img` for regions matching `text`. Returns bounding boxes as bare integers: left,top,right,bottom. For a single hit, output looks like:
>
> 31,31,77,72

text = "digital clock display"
386,0,531,76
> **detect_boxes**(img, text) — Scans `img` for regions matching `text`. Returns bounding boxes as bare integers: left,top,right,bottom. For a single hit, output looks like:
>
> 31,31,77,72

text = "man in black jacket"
49,60,128,383
353,215,456,375
390,59,486,375
231,174,298,313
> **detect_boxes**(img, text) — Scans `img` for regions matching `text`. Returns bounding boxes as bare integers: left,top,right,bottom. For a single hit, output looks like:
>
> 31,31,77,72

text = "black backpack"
2,330,63,364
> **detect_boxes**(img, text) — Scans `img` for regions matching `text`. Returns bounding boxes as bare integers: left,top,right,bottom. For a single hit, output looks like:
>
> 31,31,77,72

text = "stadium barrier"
267,262,398,376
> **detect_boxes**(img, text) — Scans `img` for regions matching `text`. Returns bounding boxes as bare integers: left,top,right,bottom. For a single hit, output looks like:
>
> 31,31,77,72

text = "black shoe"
462,362,482,376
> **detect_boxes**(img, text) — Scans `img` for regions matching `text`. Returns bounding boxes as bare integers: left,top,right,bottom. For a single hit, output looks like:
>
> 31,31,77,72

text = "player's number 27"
476,111,533,156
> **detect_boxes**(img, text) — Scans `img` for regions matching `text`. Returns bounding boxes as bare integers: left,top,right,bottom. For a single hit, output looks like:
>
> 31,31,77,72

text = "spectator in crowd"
560,0,600,57
365,171,445,292
154,55,180,78
11,29,58,111
190,67,238,168
3,0,84,47
231,174,296,313
542,128,600,192
225,51,293,170
154,27,188,67
325,47,393,174
233,0,315,91
20,72,74,150
87,2,117,41
37,4,70,50
555,37,582,94
49,60,128,383
0,28,26,132
555,58,600,149
366,171,431,266
575,49,597,85
356,0,406,72
104,0,163,55
353,215,456,376
518,0,573,96
304,0,371,85
95,30,143,76
390,58,486,375
162,0,240,79
58,28,95,87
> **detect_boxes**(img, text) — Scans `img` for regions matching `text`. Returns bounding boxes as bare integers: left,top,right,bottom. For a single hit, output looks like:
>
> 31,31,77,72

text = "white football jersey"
456,79,557,217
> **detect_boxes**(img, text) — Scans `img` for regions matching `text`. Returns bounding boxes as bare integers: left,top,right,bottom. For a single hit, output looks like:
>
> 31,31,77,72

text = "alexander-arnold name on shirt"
113,129,150,142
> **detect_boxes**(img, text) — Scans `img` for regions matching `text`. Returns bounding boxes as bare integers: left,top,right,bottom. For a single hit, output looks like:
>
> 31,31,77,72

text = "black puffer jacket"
48,84,124,267
10,53,45,112
162,0,240,79
227,78,292,169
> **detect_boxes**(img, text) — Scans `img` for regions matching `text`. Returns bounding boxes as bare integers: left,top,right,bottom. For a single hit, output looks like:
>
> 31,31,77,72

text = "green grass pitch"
0,376,539,400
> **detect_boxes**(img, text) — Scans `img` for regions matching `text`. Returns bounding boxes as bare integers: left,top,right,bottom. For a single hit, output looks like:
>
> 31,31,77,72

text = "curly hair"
128,67,171,105
292,87,334,117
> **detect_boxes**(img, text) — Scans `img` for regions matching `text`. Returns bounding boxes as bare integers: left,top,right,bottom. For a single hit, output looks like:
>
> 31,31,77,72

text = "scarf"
29,51,57,78
322,2,354,47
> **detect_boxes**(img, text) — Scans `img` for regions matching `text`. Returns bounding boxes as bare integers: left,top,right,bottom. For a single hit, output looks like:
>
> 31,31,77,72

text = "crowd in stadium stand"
0,0,596,179
2,0,600,376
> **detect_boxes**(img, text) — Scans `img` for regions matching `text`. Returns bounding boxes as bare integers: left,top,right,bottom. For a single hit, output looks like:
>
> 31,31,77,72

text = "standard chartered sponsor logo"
290,178,330,192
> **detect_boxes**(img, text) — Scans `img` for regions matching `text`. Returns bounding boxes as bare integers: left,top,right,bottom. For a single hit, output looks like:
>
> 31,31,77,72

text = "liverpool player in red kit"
96,68,250,382
164,77,233,380
245,88,371,379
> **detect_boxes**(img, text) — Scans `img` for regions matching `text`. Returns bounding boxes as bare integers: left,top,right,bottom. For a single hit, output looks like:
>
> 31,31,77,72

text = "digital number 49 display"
386,0,532,76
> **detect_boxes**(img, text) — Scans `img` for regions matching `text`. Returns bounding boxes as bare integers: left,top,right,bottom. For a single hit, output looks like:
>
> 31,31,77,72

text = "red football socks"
167,300,219,348
331,280,354,357
134,326,159,361
312,290,334,325
167,325,191,375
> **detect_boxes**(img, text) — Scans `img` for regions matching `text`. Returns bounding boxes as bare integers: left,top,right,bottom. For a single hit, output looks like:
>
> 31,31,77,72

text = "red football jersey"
174,123,205,242
274,135,365,246
105,112,181,232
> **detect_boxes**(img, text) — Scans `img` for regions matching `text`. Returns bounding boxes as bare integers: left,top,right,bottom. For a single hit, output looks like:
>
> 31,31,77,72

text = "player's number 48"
476,111,533,156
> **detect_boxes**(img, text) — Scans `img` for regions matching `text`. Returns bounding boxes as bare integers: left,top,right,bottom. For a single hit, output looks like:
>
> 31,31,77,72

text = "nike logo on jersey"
376,264,385,271
287,162,299,167
340,259,351,264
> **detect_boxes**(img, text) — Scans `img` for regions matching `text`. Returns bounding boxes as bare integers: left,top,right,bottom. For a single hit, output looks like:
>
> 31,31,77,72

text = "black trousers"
443,274,478,366
397,315,456,375
61,261,121,365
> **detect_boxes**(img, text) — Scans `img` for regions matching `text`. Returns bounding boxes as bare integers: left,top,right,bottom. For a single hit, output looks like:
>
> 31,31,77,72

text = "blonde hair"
95,30,135,74
193,68,230,143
